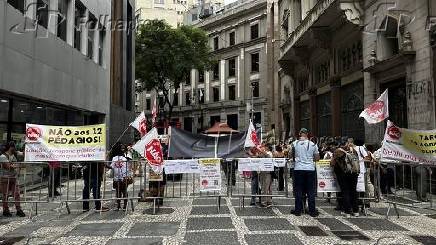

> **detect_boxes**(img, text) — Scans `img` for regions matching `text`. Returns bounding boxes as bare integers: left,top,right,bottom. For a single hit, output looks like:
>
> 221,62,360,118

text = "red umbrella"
204,122,239,135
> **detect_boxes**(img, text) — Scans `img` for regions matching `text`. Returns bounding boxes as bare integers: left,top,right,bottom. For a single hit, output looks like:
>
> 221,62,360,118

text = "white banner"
237,158,274,172
316,160,340,193
164,159,200,174
25,124,106,162
382,120,436,165
199,158,221,192
273,158,287,167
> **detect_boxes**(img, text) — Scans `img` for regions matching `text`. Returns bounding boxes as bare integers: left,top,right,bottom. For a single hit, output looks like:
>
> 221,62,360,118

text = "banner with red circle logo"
198,158,221,192
382,120,436,165
24,124,106,162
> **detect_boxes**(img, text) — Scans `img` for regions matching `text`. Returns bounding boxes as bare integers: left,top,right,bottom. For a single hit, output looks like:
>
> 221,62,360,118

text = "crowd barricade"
0,161,147,216
382,161,435,218
227,158,290,207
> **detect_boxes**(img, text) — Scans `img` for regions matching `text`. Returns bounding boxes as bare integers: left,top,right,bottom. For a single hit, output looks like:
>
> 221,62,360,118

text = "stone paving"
0,176,436,244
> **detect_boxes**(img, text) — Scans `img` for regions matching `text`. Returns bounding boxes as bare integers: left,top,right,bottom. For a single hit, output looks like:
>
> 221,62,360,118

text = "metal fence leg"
130,199,135,212
65,202,71,215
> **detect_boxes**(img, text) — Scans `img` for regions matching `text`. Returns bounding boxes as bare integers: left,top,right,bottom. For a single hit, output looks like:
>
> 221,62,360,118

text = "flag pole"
109,126,130,153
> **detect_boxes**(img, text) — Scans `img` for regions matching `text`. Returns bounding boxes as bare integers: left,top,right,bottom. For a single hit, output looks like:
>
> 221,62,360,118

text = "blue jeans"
294,170,316,214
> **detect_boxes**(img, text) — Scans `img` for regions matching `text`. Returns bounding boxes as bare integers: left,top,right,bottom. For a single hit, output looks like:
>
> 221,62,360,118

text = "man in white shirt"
290,128,320,217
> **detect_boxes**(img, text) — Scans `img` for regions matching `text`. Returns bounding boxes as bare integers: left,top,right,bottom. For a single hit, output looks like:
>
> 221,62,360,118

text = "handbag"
124,176,134,186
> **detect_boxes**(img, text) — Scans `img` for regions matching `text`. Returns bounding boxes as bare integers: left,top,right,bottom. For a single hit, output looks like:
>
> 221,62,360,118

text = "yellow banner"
401,130,436,156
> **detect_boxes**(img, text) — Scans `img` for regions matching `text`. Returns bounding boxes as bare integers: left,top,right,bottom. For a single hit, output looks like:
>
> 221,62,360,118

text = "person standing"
248,147,260,206
290,128,320,217
0,142,25,217
259,145,274,208
110,143,131,210
274,145,286,191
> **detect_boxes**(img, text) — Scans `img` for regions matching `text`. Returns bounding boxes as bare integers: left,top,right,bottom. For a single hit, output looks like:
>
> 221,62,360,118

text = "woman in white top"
110,143,132,210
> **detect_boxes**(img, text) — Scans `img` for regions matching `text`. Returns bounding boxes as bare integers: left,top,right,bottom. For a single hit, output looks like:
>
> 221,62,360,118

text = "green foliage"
135,20,214,118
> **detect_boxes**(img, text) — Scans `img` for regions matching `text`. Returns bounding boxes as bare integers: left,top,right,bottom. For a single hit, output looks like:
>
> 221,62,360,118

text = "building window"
184,117,193,133
173,92,179,106
7,0,25,13
250,23,259,40
229,31,235,46
98,28,106,66
185,92,191,106
37,0,49,29
146,99,151,110
192,14,198,21
155,0,164,4
87,13,97,60
251,81,259,98
227,114,238,130
213,63,219,80
213,36,219,50
251,53,259,73
198,70,204,83
210,115,220,127
74,1,86,52
57,0,68,41
213,87,220,102
228,58,236,77
228,85,236,100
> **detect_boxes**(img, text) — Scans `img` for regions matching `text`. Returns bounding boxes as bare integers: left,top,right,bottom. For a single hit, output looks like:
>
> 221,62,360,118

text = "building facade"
170,0,271,133
278,0,436,144
0,0,135,147
137,0,224,28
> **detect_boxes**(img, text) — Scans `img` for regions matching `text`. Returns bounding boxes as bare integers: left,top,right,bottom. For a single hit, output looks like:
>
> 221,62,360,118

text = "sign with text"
237,158,275,172
164,159,200,174
382,120,436,165
199,158,221,192
25,124,106,162
316,160,340,193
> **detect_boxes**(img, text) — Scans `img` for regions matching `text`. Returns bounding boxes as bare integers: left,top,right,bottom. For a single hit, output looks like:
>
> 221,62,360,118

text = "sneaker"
259,203,268,208
309,211,319,217
16,209,26,217
3,210,12,217
352,212,359,217
291,210,302,216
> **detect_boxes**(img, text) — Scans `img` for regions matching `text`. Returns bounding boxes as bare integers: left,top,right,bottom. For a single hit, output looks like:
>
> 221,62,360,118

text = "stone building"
171,0,271,133
278,0,435,143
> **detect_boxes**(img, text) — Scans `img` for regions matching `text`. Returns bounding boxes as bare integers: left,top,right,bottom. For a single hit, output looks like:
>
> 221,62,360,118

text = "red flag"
130,111,147,137
244,120,260,148
359,89,389,124
132,128,163,174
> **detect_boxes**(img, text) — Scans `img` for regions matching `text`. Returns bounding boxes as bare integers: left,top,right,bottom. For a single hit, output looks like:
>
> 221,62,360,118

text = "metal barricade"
228,158,290,207
382,161,435,218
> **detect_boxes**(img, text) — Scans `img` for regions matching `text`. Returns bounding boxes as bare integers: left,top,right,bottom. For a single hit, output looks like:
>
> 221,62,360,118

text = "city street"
0,175,436,245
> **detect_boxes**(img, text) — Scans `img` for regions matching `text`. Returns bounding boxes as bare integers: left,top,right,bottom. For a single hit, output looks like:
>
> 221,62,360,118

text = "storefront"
0,92,105,150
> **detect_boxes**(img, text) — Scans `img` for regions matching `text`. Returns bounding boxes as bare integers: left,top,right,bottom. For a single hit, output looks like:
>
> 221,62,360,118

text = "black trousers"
340,173,359,214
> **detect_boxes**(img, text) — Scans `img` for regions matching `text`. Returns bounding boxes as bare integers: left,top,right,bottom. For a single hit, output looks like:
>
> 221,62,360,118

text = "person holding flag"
245,120,261,206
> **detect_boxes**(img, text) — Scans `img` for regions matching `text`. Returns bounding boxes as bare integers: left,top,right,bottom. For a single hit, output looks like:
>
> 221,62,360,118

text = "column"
309,89,317,136
330,79,341,136
81,9,89,55
48,0,59,34
205,71,210,102
67,0,75,46
220,60,226,100
293,97,300,136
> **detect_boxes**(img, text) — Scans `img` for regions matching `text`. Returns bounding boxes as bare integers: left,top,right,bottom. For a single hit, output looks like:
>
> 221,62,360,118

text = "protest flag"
244,120,260,148
130,111,147,137
151,96,158,125
359,89,389,124
133,128,164,174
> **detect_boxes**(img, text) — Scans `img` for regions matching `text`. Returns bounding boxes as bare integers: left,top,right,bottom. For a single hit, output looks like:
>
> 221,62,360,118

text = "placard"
273,158,287,167
237,158,274,172
164,159,200,174
316,160,340,192
198,158,221,192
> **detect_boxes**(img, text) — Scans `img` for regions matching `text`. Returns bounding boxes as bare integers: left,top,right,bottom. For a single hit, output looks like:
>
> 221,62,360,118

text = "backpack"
339,149,360,174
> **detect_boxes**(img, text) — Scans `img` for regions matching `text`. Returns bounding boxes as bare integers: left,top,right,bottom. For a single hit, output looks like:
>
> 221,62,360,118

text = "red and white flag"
359,89,389,124
130,111,147,137
133,128,164,174
244,120,260,148
151,96,158,125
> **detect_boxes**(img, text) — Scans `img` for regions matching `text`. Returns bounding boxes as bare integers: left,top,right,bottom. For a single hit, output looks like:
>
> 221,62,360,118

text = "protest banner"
133,128,164,174
164,159,200,174
199,158,221,192
237,158,275,172
316,160,340,192
273,158,287,167
382,120,436,165
25,124,106,161
148,168,163,182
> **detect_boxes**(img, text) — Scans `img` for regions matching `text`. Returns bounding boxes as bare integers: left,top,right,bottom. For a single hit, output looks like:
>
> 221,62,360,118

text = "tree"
135,19,214,121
